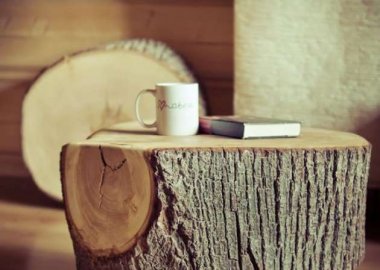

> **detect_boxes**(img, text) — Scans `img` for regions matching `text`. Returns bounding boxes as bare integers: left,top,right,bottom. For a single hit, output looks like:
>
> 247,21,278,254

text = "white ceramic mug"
135,83,199,136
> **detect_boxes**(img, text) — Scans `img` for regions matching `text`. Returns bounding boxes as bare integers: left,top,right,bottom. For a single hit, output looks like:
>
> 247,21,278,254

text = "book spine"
199,117,212,134
211,121,244,138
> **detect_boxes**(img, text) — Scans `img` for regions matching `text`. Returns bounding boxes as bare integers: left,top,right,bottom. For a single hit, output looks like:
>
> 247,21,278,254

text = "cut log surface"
22,39,205,201
61,122,371,270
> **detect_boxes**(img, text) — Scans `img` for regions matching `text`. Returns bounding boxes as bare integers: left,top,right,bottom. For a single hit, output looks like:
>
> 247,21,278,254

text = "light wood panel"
0,123,21,153
0,0,232,43
0,154,29,177
0,38,232,80
0,0,234,177
203,79,233,115
0,0,233,80
0,81,28,122
0,83,26,163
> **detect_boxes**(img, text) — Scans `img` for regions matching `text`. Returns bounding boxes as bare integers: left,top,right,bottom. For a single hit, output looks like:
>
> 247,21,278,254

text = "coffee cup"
135,83,199,136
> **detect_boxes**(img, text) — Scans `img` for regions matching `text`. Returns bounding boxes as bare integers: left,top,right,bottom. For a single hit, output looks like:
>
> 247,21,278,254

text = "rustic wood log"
61,122,371,270
22,39,206,201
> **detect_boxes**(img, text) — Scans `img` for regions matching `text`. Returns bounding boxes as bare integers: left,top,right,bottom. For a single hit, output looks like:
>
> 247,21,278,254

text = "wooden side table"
61,122,371,270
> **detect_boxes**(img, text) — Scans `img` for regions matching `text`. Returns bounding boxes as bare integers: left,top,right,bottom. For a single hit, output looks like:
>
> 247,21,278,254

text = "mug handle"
135,89,157,128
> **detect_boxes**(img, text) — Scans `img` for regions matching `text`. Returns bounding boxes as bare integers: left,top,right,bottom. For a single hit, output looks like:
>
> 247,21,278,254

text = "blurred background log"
0,0,234,178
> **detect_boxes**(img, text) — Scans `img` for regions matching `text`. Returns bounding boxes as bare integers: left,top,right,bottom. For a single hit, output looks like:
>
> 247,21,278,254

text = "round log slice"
61,122,371,270
22,39,206,200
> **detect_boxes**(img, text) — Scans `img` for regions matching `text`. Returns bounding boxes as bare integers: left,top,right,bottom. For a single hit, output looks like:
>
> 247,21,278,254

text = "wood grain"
0,123,21,153
22,40,203,201
0,0,234,178
88,122,370,150
0,38,232,80
0,1,232,43
0,0,233,80
0,81,28,122
0,154,29,177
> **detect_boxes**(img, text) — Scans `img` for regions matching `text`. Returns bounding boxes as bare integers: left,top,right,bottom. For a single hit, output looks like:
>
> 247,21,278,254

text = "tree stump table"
61,122,371,270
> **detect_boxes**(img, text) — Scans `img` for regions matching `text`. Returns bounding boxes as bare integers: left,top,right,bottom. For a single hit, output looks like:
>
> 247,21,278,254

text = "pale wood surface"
0,176,378,270
62,145,155,256
88,122,369,150
0,0,233,178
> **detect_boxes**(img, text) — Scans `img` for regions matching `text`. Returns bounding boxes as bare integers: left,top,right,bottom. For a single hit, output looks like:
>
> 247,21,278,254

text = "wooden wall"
0,0,233,177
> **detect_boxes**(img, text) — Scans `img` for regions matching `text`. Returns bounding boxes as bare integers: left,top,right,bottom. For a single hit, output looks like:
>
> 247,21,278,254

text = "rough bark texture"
70,146,371,270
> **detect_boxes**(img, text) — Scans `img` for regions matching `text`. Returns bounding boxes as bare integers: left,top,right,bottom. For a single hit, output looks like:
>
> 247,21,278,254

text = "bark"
64,144,371,270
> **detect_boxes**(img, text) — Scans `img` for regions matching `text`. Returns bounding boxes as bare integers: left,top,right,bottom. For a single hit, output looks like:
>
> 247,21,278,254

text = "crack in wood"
99,145,127,171
235,211,243,270
247,241,260,270
177,223,196,270
221,149,234,262
98,166,106,209
274,150,282,268
303,151,311,270
97,146,127,209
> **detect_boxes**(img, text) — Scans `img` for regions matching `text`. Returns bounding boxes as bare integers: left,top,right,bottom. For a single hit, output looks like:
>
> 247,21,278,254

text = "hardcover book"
199,115,301,139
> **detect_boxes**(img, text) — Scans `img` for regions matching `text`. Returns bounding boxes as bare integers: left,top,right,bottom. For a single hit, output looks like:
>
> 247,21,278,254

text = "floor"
0,177,74,270
0,176,379,270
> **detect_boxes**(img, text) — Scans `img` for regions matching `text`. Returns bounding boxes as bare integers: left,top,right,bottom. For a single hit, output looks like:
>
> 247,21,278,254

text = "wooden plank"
0,192,74,269
0,37,232,80
0,83,27,172
0,123,21,153
0,0,232,10
177,43,232,80
0,68,37,81
203,79,233,115
0,154,29,177
0,1,232,44
0,81,28,123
